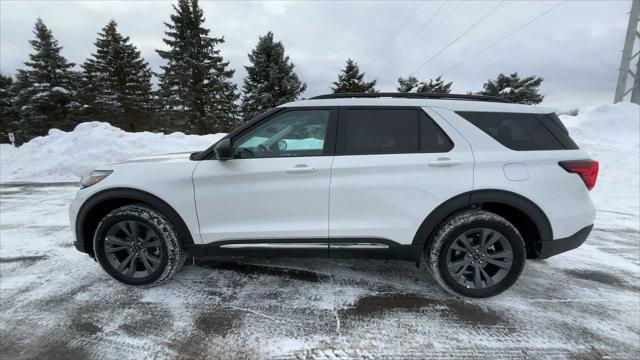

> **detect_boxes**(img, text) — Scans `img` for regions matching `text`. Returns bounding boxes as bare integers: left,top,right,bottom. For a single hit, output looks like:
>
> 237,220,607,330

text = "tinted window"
421,113,453,152
233,110,330,158
341,109,419,155
456,111,566,151
544,113,569,134
539,113,579,149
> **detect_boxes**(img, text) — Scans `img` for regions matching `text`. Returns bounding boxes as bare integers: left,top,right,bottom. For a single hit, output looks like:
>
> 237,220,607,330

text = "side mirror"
214,138,233,160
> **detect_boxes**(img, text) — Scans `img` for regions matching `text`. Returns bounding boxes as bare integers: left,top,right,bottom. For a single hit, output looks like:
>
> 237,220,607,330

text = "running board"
330,243,390,249
220,243,326,249
184,238,422,262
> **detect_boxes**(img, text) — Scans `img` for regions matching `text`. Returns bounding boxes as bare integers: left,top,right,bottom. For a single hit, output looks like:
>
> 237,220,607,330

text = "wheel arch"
412,189,552,258
76,187,195,257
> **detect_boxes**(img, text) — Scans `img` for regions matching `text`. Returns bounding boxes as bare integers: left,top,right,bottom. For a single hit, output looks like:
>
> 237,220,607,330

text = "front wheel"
427,210,526,298
93,204,186,286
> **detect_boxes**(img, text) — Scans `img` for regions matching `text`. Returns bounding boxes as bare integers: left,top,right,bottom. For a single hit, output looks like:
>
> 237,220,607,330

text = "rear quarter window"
456,111,578,151
420,111,453,153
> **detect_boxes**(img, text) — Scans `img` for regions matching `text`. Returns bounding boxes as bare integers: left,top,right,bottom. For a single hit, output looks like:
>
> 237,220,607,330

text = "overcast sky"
0,0,633,109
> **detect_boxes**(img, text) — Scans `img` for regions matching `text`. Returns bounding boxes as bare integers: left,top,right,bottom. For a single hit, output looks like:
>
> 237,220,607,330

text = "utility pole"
614,0,640,104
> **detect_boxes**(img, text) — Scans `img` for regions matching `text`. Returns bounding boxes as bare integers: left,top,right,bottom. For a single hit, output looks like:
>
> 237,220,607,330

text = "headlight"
80,170,113,189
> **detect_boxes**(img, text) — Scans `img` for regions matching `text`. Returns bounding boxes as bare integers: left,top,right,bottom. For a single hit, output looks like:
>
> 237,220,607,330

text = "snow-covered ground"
1,103,639,358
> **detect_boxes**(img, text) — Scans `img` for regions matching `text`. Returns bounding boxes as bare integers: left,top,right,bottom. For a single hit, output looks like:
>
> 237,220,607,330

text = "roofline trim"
309,92,511,103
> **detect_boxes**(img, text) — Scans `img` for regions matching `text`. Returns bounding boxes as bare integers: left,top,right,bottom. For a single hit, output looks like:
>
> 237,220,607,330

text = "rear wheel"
427,210,526,298
93,204,186,286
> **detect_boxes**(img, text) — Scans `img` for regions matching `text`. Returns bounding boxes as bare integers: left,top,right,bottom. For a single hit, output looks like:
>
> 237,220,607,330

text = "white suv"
69,93,598,298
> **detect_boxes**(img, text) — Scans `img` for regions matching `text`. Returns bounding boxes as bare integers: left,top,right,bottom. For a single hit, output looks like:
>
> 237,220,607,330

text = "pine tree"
397,76,419,92
0,74,18,143
240,31,306,121
416,76,452,94
156,0,239,134
82,20,153,132
331,59,377,93
12,18,79,141
481,72,544,104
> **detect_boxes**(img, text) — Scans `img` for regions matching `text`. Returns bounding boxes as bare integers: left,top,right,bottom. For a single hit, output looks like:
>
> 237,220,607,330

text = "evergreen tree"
12,18,79,141
331,59,377,93
397,76,419,92
82,20,153,132
0,74,18,143
157,0,239,134
416,76,452,94
481,72,544,104
240,31,306,120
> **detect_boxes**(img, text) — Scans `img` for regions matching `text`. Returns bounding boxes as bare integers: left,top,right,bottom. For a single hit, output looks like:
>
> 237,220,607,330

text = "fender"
411,189,553,246
75,188,195,255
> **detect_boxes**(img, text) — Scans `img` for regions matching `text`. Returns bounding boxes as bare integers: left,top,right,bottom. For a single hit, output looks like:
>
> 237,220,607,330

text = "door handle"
429,158,461,167
286,164,318,174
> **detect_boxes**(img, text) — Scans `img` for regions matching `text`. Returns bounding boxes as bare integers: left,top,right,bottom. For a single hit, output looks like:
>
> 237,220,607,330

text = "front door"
192,108,337,249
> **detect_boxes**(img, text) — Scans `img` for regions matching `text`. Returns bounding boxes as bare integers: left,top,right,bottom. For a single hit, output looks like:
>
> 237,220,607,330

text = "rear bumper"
538,225,593,259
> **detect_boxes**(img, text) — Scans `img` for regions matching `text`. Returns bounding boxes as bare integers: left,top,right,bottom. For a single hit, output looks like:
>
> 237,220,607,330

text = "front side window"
233,109,330,158
340,109,419,155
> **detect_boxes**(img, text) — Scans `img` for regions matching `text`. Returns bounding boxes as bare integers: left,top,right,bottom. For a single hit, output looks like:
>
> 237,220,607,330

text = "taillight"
559,160,599,191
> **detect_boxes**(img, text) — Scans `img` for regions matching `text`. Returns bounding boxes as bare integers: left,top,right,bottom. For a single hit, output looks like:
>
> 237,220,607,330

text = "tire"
427,210,526,298
93,204,186,286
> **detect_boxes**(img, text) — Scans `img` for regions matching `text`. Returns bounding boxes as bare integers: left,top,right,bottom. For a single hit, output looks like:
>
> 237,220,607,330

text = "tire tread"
93,204,186,286
427,209,525,298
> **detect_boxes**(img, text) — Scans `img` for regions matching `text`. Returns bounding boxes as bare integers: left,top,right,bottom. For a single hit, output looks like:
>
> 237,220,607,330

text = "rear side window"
456,111,576,151
340,109,419,155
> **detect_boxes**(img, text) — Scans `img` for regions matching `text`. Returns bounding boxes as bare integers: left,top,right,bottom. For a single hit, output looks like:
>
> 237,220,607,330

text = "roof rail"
309,92,511,103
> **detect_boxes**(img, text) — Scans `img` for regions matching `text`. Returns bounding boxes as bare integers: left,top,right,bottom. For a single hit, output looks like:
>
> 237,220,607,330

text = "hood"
109,152,195,165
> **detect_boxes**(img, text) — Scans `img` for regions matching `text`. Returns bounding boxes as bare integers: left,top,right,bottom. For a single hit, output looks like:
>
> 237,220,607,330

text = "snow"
499,87,514,94
1,183,638,358
0,121,225,183
560,102,640,230
50,86,71,95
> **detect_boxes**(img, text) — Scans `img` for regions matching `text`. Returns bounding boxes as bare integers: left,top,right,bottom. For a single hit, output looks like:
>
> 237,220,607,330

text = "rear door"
328,107,474,246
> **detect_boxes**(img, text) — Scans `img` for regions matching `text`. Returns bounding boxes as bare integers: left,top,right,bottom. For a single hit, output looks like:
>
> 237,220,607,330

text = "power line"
410,0,508,76
440,1,567,77
376,0,427,56
409,0,509,77
374,1,447,79
390,1,463,77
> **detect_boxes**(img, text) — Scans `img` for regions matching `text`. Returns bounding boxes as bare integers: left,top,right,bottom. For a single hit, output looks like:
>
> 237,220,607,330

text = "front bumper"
538,225,593,259
69,188,91,254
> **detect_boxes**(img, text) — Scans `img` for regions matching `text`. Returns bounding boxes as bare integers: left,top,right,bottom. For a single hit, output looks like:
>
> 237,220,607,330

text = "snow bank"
561,102,639,143
560,102,640,227
0,122,225,183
